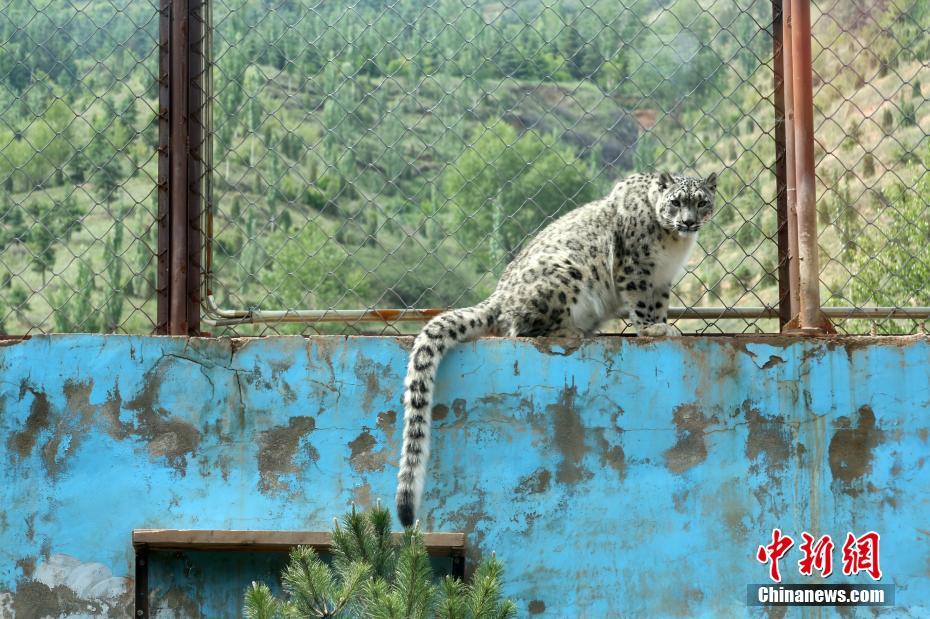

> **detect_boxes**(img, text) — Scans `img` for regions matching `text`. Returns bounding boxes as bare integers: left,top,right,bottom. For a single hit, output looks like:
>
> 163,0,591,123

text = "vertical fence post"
156,0,171,334
157,0,204,335
786,0,833,334
777,0,802,330
772,0,791,329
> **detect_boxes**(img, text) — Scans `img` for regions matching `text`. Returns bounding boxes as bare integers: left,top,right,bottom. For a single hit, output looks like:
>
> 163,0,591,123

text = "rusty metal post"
788,0,832,334
169,0,190,335
777,0,802,330
772,0,791,328
156,0,171,334
188,0,206,334
157,0,204,335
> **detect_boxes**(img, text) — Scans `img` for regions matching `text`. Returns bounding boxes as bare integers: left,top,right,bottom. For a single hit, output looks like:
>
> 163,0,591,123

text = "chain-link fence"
812,0,930,334
0,0,160,335
204,0,784,335
3,0,928,336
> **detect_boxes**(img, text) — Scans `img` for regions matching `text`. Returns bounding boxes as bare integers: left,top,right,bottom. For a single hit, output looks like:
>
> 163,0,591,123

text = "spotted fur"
395,171,718,526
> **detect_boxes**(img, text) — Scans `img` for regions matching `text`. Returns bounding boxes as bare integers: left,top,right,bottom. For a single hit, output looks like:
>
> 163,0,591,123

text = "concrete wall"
1,334,929,617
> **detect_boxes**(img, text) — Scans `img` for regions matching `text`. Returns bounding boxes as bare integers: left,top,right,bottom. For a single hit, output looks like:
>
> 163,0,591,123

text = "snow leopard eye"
697,200,710,210
670,198,680,207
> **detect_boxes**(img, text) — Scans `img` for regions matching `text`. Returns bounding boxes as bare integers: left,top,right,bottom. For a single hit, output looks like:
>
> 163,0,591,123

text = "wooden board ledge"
132,529,466,556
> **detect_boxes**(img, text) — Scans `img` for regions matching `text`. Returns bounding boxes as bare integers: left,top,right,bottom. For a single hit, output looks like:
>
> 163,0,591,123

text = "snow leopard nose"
682,218,697,228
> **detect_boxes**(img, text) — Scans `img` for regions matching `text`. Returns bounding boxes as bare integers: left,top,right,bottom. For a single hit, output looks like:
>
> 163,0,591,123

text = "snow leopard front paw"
639,323,681,337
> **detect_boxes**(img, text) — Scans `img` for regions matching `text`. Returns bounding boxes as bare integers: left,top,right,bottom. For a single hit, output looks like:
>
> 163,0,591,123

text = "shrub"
244,503,516,619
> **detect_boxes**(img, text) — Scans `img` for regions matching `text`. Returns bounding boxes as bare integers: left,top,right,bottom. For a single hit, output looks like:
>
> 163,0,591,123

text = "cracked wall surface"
1,334,930,617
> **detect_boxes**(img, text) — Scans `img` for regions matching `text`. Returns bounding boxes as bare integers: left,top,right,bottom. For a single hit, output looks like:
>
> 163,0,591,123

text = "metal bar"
782,0,801,325
772,0,791,329
820,307,930,319
169,0,190,335
187,0,205,335
156,0,171,334
134,544,149,618
202,0,215,314
159,0,204,336
203,295,930,327
789,0,824,331
451,554,466,580
202,296,785,326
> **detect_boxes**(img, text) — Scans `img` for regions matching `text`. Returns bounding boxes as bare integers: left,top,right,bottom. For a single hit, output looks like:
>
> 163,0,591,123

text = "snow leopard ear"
657,171,673,189
704,172,718,191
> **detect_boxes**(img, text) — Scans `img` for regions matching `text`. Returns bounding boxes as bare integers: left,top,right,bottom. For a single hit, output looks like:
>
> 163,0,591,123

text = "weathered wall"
1,335,929,618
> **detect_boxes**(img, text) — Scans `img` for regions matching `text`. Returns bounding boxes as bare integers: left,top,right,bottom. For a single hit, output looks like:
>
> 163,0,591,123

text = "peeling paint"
743,400,790,476
594,429,626,480
348,428,388,473
664,404,715,474
8,554,131,618
7,383,51,459
257,416,318,493
548,384,592,484
121,364,203,474
431,404,449,422
528,599,546,614
2,335,930,617
514,467,551,496
829,405,884,495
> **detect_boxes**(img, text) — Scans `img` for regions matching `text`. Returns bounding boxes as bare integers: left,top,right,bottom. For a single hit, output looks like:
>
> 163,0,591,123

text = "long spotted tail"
396,299,499,527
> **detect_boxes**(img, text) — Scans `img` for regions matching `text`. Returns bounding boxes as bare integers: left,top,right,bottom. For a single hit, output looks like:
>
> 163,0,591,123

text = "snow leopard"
395,171,718,527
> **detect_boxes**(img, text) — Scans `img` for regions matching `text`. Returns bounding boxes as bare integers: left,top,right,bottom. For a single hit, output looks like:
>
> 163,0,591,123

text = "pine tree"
863,152,875,177
882,108,894,133
102,207,126,331
244,503,516,619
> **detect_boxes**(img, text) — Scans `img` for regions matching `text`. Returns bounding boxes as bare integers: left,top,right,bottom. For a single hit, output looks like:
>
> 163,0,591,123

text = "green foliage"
3,0,929,333
442,122,594,270
49,261,99,333
244,504,515,619
24,195,83,285
900,95,917,127
881,108,894,132
862,152,875,177
102,208,127,331
850,152,930,329
261,222,368,312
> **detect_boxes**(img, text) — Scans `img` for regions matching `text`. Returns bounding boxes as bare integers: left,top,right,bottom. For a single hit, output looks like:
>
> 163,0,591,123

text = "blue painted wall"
1,335,928,617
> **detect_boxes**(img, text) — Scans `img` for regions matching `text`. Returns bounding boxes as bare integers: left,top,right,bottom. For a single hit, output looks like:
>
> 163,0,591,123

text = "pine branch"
332,561,372,616
492,600,517,619
435,576,467,619
467,556,507,619
332,504,370,568
368,501,396,579
282,545,336,616
245,503,515,619
393,526,435,619
244,582,279,619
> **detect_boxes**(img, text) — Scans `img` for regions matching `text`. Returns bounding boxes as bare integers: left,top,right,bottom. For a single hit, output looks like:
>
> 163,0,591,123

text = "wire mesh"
205,0,784,335
811,0,930,334
0,0,160,334
5,0,926,336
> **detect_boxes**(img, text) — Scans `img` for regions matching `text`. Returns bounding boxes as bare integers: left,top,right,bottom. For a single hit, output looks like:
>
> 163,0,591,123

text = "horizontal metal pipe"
202,296,930,327
821,307,930,319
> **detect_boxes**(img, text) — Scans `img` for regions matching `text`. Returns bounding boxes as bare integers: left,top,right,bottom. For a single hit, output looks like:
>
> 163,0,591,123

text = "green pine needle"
244,582,279,619
243,503,515,618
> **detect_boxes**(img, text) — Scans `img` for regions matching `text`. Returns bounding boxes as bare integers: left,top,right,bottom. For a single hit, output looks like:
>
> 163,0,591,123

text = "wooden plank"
132,530,466,556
